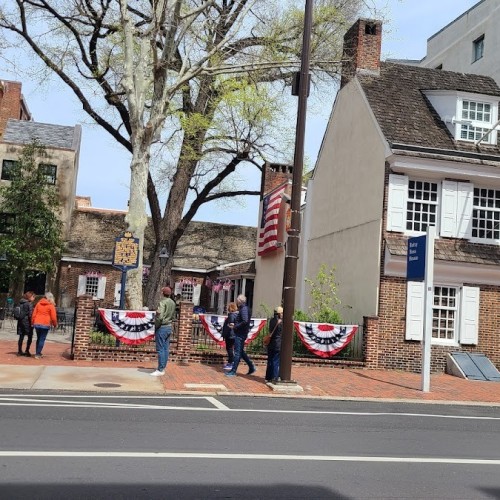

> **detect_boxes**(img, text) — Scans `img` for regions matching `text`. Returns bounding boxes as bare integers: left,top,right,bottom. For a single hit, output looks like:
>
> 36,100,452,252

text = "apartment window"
39,163,57,185
460,100,493,143
472,187,500,242
406,180,438,232
85,276,99,297
0,213,15,234
1,160,19,181
473,35,484,62
432,286,457,342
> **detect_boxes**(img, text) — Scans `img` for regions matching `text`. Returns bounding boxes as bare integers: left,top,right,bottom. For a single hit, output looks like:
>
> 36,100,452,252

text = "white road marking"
206,396,229,410
0,451,498,465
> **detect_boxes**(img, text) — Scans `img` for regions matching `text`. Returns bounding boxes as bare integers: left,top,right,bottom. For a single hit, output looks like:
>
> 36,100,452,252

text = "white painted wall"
420,0,500,85
299,80,387,324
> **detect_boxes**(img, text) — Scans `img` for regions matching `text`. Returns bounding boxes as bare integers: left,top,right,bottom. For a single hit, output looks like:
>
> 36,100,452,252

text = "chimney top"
341,18,382,88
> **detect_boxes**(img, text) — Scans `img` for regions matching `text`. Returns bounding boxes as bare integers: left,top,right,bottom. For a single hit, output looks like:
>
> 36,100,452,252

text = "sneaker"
225,371,236,377
24,352,31,357
34,354,42,359
17,352,23,357
247,365,256,375
150,370,165,377
223,364,233,371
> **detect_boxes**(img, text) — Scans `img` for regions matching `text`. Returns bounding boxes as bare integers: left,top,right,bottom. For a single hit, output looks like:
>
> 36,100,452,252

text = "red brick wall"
0,81,23,137
341,19,382,88
261,162,292,198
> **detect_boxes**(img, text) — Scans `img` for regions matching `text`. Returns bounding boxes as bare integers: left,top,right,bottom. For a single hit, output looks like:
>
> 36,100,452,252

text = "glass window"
1,160,19,181
472,187,500,241
406,180,438,232
181,283,193,302
38,163,57,185
460,100,493,144
85,276,99,297
473,35,484,62
432,286,457,342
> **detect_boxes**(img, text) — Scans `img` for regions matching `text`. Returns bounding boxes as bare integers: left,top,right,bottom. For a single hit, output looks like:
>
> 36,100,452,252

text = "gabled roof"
358,62,500,155
65,208,257,271
3,119,81,151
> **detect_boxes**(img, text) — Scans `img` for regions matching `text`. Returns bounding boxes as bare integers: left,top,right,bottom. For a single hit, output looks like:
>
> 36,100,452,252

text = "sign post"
112,231,140,310
407,225,435,392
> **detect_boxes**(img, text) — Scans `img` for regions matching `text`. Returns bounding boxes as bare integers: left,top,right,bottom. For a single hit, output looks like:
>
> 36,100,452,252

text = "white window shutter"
440,180,457,237
192,284,202,306
460,286,479,345
387,174,408,232
456,182,473,239
174,281,182,296
96,276,107,299
406,281,424,341
113,283,121,307
77,275,86,297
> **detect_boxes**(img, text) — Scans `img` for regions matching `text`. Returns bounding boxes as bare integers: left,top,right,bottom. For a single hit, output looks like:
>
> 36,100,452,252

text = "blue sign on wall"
407,235,426,281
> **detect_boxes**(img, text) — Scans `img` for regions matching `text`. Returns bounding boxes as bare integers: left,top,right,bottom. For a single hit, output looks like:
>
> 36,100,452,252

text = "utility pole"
279,0,314,383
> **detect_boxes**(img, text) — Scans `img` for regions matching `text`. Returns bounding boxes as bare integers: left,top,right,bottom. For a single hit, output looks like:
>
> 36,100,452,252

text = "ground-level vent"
447,352,500,382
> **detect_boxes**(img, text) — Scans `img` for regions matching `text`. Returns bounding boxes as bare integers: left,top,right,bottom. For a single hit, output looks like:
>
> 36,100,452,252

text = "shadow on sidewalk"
349,369,419,391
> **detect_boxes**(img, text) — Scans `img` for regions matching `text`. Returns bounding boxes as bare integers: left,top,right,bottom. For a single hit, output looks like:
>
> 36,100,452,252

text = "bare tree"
0,0,365,307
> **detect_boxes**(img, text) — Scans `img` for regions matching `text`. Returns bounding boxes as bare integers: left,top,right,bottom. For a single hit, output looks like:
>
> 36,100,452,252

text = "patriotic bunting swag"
294,322,358,358
98,309,155,345
198,314,267,346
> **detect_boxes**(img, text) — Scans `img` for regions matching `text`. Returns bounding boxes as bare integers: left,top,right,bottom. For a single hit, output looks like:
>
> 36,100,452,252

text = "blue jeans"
266,348,280,381
35,326,50,355
155,325,172,371
231,335,253,374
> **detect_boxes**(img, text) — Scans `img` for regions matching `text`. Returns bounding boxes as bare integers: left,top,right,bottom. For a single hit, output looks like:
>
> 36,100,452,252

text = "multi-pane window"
472,187,500,241
1,160,19,181
181,283,193,301
460,100,493,143
473,35,484,62
0,213,15,234
85,276,99,297
406,180,438,232
38,163,57,185
432,286,457,341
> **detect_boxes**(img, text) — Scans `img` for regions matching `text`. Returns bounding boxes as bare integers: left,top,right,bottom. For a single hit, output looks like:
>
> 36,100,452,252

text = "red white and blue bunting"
198,314,267,346
293,322,358,358
98,309,155,345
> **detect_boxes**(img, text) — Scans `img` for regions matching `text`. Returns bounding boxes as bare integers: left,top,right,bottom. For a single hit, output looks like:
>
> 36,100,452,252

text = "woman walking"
265,306,283,383
32,292,57,359
221,302,238,371
16,291,36,356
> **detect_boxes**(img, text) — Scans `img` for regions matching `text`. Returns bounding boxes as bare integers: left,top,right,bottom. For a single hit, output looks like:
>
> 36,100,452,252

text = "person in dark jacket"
225,294,256,377
265,306,283,382
17,291,36,357
221,302,238,371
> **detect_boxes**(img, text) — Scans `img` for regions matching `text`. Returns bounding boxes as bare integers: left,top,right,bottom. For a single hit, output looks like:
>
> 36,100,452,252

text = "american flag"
258,185,286,256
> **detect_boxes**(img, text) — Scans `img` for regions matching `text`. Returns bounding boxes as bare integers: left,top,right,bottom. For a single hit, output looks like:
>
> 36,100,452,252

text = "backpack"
13,304,25,321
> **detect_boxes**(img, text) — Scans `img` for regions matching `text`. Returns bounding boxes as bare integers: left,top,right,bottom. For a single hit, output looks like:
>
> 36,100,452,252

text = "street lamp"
159,245,169,267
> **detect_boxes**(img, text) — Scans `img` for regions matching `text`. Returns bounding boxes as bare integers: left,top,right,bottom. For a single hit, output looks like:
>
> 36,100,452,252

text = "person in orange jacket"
31,292,58,359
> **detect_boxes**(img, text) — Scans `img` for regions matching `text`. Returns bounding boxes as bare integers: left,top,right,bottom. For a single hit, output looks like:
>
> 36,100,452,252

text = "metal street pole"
279,0,314,383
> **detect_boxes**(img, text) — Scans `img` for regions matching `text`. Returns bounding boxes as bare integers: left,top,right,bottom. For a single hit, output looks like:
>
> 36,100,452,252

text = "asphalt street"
0,392,499,499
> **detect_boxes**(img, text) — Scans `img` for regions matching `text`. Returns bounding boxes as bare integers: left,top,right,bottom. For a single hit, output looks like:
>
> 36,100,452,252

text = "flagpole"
279,0,313,383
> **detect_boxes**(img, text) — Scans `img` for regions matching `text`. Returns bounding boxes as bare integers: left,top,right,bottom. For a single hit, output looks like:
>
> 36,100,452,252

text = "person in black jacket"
266,306,283,383
221,302,238,371
17,291,36,357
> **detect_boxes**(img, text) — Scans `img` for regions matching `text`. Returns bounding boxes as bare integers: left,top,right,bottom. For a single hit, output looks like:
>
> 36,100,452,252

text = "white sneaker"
150,370,165,377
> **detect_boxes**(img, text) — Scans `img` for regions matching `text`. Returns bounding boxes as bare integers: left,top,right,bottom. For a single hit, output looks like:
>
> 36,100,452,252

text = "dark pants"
266,348,280,381
35,326,50,355
225,337,235,364
230,335,253,374
18,326,33,354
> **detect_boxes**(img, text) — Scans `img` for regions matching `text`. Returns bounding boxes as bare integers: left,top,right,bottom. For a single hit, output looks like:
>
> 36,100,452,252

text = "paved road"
1,392,499,499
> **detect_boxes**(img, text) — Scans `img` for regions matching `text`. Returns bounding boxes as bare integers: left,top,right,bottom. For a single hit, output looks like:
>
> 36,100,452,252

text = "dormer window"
459,99,494,144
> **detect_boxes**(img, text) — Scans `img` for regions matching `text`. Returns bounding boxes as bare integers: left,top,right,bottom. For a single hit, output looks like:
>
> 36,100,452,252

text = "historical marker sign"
407,235,426,281
112,231,139,270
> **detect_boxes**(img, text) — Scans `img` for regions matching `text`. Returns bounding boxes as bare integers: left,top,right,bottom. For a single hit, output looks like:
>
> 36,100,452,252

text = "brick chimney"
261,162,292,198
341,19,382,88
0,80,32,138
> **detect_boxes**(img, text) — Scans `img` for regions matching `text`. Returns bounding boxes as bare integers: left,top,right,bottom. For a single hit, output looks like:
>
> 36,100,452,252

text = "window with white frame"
406,282,479,345
460,100,494,143
406,180,438,232
85,276,99,297
432,286,457,341
472,187,500,242
77,274,107,299
181,283,193,301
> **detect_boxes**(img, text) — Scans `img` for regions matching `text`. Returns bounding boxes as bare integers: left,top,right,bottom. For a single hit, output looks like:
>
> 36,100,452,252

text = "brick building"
300,18,500,372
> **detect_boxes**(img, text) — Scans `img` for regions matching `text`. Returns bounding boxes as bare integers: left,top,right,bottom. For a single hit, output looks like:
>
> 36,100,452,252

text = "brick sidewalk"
1,337,500,403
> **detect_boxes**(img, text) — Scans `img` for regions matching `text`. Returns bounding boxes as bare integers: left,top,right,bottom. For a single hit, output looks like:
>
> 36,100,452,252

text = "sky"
0,0,480,228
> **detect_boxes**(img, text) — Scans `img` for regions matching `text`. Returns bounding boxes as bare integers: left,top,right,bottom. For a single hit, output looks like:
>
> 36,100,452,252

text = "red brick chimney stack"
0,80,32,138
341,19,382,88
261,162,293,198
